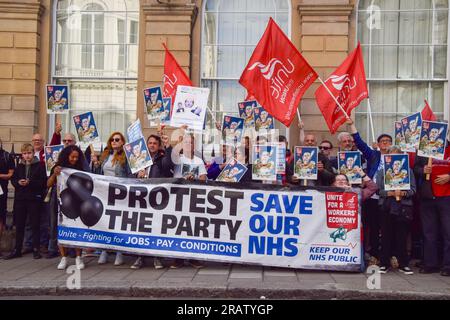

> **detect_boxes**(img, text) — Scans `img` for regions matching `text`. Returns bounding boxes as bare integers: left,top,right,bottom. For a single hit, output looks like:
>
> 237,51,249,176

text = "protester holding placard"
330,132,354,171
414,132,450,276
207,144,235,180
170,133,206,269
375,146,416,275
94,132,131,266
288,133,334,186
347,118,393,263
130,134,174,270
47,145,87,270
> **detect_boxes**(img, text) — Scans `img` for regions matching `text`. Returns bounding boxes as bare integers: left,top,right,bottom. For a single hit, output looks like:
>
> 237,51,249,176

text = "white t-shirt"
173,155,207,179
103,155,117,177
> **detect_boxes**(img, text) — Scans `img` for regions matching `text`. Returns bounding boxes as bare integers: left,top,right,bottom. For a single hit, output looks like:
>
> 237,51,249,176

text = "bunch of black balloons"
60,172,104,227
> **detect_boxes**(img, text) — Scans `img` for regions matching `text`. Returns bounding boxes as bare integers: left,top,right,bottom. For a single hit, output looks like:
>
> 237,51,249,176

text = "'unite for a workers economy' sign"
57,169,363,272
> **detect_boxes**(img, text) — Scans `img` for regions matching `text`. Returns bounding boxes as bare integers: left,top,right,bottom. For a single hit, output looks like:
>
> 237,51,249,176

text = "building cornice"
298,4,354,17
0,2,45,17
142,3,198,26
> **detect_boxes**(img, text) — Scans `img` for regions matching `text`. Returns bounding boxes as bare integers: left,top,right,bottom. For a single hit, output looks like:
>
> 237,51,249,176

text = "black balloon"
67,172,94,199
60,189,81,219
79,196,104,227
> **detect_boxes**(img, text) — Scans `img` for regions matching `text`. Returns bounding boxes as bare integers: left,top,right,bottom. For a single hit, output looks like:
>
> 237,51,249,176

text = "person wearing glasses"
347,118,393,266
319,140,333,160
93,132,132,266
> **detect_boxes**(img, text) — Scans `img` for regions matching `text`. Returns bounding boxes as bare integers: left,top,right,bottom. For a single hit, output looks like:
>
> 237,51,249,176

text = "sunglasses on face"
319,146,331,150
63,139,73,143
111,138,122,142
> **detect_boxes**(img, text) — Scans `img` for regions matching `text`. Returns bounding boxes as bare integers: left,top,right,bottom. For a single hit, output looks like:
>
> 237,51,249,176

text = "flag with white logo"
163,43,192,104
239,18,318,127
315,43,368,134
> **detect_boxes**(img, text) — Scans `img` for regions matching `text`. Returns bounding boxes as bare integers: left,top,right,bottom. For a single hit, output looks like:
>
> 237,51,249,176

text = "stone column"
138,0,198,138
292,0,355,150
0,0,45,151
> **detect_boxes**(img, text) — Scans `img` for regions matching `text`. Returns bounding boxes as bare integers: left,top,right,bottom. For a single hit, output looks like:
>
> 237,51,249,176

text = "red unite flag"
239,18,318,127
162,43,192,103
421,100,437,121
315,43,368,134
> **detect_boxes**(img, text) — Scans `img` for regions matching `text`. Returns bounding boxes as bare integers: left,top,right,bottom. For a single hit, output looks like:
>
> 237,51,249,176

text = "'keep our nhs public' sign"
57,169,362,272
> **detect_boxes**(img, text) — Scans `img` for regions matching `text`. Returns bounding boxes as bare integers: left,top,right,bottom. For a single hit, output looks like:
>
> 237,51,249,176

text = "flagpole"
367,97,376,143
296,108,302,122
317,77,351,121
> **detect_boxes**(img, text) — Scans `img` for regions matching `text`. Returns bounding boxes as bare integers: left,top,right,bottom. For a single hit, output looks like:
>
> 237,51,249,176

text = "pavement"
0,254,449,299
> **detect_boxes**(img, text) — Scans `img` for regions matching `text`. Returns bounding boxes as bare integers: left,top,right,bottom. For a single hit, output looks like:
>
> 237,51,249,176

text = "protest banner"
57,168,362,271
338,151,362,185
46,84,69,114
216,158,248,183
238,100,257,129
144,86,164,127
401,112,422,152
294,147,318,180
171,86,209,131
123,137,153,174
383,154,410,191
252,145,277,181
126,119,144,144
222,115,244,146
394,121,407,151
418,120,448,160
44,144,64,176
73,111,100,144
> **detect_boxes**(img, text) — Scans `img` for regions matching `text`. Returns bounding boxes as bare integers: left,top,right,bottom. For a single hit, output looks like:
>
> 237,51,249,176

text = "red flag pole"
317,77,351,121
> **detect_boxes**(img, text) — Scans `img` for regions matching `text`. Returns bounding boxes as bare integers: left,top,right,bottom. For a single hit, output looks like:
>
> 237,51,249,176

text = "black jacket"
11,158,47,201
413,154,434,199
148,146,174,178
287,152,335,186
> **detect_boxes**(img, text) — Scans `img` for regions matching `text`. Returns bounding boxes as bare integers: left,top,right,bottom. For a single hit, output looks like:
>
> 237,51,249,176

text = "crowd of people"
0,118,449,277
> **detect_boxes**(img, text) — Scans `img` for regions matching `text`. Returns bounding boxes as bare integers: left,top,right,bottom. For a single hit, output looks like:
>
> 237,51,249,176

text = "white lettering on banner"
57,168,363,272
248,58,295,105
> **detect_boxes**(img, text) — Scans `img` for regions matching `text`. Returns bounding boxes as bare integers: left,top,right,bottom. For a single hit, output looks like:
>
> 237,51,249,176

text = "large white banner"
57,169,363,272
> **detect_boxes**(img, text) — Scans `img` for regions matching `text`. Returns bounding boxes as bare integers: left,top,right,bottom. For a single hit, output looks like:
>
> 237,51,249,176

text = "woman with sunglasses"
93,132,132,266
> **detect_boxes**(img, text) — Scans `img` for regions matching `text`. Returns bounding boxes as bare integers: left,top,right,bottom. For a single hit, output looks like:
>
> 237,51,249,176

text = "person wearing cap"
347,118,393,265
